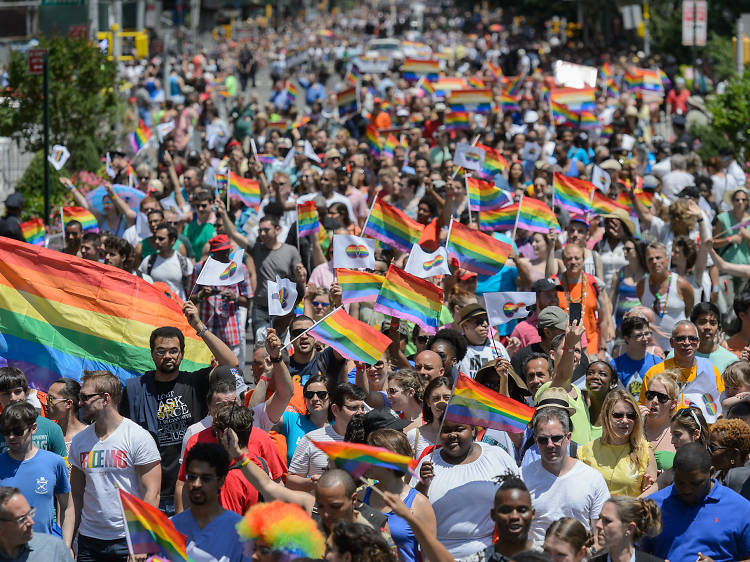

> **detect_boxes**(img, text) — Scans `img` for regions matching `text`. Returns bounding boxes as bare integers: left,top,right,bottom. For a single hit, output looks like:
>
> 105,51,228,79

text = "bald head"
317,468,356,496
414,350,445,384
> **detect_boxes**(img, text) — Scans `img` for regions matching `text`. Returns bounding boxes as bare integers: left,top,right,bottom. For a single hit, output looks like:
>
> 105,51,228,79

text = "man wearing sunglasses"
458,304,510,379
521,389,609,547
286,315,348,386
185,190,216,259
639,320,724,409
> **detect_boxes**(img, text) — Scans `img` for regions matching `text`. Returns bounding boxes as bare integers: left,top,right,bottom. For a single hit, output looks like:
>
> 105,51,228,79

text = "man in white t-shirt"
458,304,509,378
521,391,609,546
70,371,161,562
138,223,193,300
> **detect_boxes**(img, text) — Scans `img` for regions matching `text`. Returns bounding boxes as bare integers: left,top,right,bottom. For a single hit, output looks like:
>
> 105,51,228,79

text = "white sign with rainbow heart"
485,291,536,325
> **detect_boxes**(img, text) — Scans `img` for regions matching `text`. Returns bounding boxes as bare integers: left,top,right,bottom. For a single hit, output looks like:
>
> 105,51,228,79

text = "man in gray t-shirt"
138,224,193,300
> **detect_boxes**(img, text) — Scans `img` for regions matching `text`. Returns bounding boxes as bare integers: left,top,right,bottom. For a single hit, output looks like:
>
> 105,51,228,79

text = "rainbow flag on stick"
419,78,436,97
130,120,153,153
286,81,298,101
591,189,633,217
447,220,512,276
449,89,493,113
336,268,384,304
503,74,525,96
479,204,517,232
445,111,470,131
550,87,596,111
297,200,320,238
119,489,188,560
306,307,392,365
20,218,45,246
500,91,521,113
466,177,512,211
383,135,398,159
363,196,424,252
476,143,509,181
337,87,358,116
551,101,579,126
554,173,594,214
365,125,381,157
516,195,561,234
373,265,443,334
62,206,98,233
445,373,535,433
401,58,440,81
228,171,261,208
310,439,419,479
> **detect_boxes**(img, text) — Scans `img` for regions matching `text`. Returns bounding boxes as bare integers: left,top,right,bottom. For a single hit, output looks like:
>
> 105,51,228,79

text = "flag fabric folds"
307,307,392,365
297,201,320,238
553,173,595,214
447,220,512,275
364,197,423,253
373,265,443,334
20,218,45,246
63,206,98,233
119,489,188,560
336,269,384,304
310,439,419,479
228,172,261,208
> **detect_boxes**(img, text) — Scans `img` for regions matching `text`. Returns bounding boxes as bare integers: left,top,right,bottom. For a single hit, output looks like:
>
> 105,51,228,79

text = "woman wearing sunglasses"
578,389,657,496
386,370,424,433
640,371,680,471
303,286,331,322
407,376,452,460
278,374,330,464
708,418,750,496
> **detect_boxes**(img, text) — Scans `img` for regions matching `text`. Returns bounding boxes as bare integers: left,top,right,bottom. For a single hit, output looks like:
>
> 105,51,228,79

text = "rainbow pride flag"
600,62,613,81
503,74,525,96
364,197,423,252
445,373,535,433
447,220,512,275
257,154,277,165
516,196,561,234
0,239,212,389
500,91,521,113
383,135,398,159
591,189,633,216
479,204,517,232
468,77,485,89
337,87,358,116
119,489,188,560
291,115,311,130
579,111,598,129
466,177,512,211
373,265,443,334
419,79,436,97
267,120,288,132
62,207,98,233
365,125,381,157
286,81,298,101
551,101,579,126
337,268,384,304
297,200,320,238
634,189,654,209
550,87,596,111
449,89,493,113
401,58,440,81
433,77,468,97
476,143,509,181
311,439,419,479
20,218,45,246
487,61,503,79
605,79,620,99
130,120,153,153
228,171,261,208
554,173,594,214
445,111,470,131
307,307,392,364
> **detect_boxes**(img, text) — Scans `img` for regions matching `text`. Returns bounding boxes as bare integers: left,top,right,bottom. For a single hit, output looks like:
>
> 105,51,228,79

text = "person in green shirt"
185,190,216,260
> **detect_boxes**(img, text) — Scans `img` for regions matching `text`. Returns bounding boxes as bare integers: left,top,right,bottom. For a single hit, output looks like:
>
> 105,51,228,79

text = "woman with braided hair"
591,496,664,561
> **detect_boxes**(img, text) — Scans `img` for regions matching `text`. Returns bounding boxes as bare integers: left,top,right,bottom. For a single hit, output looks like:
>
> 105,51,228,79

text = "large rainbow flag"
130,120,153,153
466,177,512,211
373,265,443,334
515,196,561,234
479,204,517,232
445,111,470,131
449,89,493,113
337,87,358,116
297,200,320,238
365,125,381,157
311,439,419,479
554,173,594,214
307,307,391,365
228,171,261,208
20,218,45,246
476,143,509,181
550,87,595,112
0,238,212,390
62,206,98,233
119,489,188,560
336,269,384,304
401,58,440,81
447,220,512,276
364,196,423,252
444,373,535,433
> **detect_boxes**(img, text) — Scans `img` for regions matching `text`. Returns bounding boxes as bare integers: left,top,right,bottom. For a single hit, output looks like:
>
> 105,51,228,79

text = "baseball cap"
363,407,410,433
209,234,231,253
4,193,24,209
459,303,487,325
537,306,568,331
211,365,248,396
531,278,557,293
569,214,589,228
456,268,478,281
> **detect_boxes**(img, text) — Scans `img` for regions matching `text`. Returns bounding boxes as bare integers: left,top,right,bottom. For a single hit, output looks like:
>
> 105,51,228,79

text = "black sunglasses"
645,390,670,404
303,390,328,400
536,435,564,445
612,412,637,420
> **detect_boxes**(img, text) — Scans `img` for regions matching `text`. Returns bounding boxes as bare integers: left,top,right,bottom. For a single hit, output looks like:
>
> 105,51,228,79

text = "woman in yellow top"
578,389,657,496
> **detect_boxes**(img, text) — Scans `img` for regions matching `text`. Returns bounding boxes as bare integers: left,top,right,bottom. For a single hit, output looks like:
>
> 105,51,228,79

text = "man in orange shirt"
369,98,392,130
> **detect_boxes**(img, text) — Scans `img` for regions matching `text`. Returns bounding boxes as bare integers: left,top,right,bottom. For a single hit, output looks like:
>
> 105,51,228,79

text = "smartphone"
569,302,582,325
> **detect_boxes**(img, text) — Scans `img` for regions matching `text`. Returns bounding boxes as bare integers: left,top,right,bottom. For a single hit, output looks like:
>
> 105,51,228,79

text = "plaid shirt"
191,261,251,348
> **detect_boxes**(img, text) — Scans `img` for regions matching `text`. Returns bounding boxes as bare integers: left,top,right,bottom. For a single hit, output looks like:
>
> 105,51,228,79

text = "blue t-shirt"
645,481,750,562
0,449,70,535
280,412,318,464
610,353,661,398
171,508,248,562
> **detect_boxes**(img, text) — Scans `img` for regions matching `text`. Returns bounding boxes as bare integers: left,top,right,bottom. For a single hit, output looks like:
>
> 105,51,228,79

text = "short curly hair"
710,418,750,458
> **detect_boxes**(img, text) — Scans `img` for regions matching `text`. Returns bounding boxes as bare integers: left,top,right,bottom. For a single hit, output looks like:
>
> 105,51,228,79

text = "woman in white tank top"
640,273,687,350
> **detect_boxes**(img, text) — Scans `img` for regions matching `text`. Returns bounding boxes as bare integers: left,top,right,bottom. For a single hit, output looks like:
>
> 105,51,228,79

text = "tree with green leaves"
703,69,750,158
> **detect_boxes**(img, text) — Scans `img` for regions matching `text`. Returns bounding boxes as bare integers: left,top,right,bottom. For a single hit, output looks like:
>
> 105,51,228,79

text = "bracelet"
196,324,208,337
238,457,250,468
234,452,250,467
562,346,575,352
259,375,271,382
269,356,282,363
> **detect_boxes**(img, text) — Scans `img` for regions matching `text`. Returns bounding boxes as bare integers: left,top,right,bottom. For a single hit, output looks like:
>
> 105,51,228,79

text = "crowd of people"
1,4,750,562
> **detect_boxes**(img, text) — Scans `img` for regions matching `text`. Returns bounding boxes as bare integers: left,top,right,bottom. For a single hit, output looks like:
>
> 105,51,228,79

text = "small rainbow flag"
445,111,471,131
579,111,598,130
445,373,535,433
447,220,512,276
433,77,468,96
297,200,320,238
20,218,45,246
468,77,485,89
500,91,521,113
658,68,671,89
479,205,517,232
373,265,443,334
383,134,398,159
476,143,509,181
345,67,358,86
487,61,503,79
228,171,261,208
419,79,436,97
311,439,419,479
336,268,384,304
551,101,579,126
635,189,655,209
591,189,633,217
257,154,277,165
466,177,512,211
365,125,381,157
119,489,188,561
606,79,620,99
401,58,440,81
600,62,613,81
286,81,298,101
291,115,311,130
337,86,358,116
267,120,288,131
503,74,525,96
516,196,561,234
364,196,423,252
449,89,493,113
62,207,98,233
554,173,594,214
307,307,392,365
130,120,153,153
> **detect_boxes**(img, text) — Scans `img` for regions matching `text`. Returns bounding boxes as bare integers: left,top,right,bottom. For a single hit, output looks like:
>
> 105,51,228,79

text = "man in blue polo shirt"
644,442,750,562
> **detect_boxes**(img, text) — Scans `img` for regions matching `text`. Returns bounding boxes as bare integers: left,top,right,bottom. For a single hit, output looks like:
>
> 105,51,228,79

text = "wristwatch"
196,324,208,337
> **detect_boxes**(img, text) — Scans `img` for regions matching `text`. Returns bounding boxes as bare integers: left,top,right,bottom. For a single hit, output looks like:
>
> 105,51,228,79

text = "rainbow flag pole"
360,195,379,238
282,306,342,353
511,194,524,241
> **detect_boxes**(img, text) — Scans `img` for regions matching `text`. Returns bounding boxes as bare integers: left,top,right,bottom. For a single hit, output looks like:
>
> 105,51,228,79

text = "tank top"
364,487,419,562
566,160,579,178
614,268,641,329
640,273,686,350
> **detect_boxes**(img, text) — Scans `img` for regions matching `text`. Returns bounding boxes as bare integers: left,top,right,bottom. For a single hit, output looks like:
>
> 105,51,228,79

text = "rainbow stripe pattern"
311,439,419,479
297,200,320,238
401,58,440,81
445,111,470,131
337,87,358,116
0,238,211,389
286,81,298,101
487,61,503,79
445,373,535,433
447,220,512,275
554,173,594,214
365,125,381,157
479,205,517,232
308,307,392,365
336,268,384,304
467,177,511,211
476,143,509,181
130,120,153,153
228,171,261,208
364,196,423,252
503,74,525,96
419,79,435,97
551,101,579,126
550,87,596,111
449,89,493,113
373,265,443,334
500,91,521,113
383,135,398,159
591,189,633,216
119,489,188,560
62,207,98,233
20,218,45,246
516,196,561,234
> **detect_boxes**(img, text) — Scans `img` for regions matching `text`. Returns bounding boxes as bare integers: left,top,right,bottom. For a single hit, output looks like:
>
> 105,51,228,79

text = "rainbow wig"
236,501,325,559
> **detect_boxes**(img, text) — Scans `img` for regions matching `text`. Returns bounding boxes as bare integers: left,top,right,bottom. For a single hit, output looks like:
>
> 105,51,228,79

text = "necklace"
646,424,670,450
563,271,587,318
649,273,671,318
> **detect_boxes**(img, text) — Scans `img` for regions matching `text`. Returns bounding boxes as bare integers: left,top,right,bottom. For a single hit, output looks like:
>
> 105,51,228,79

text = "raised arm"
550,321,585,390
104,182,137,222
59,178,96,215
182,300,239,367
163,151,188,213
263,328,295,423
381,491,452,562
545,228,560,277
708,241,750,279
215,198,250,250
626,186,653,227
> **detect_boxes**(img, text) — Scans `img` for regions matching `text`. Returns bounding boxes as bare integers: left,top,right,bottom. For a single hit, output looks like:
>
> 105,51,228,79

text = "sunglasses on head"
303,390,328,400
612,411,637,420
645,390,671,404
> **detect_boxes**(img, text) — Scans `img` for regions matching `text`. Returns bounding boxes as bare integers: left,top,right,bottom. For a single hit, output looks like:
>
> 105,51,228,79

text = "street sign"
28,49,46,75
682,1,707,46
694,0,707,46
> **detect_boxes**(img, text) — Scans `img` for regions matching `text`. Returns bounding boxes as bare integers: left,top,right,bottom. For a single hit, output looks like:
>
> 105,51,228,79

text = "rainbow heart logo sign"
702,393,718,417
219,261,237,280
346,244,370,259
423,255,445,271
278,287,289,309
503,302,526,318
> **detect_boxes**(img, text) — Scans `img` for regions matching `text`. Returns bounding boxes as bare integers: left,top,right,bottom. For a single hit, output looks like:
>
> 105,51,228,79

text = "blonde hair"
81,370,122,406
601,389,649,468
647,369,681,401
668,198,698,229
389,369,424,403
723,362,750,391
605,497,662,540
